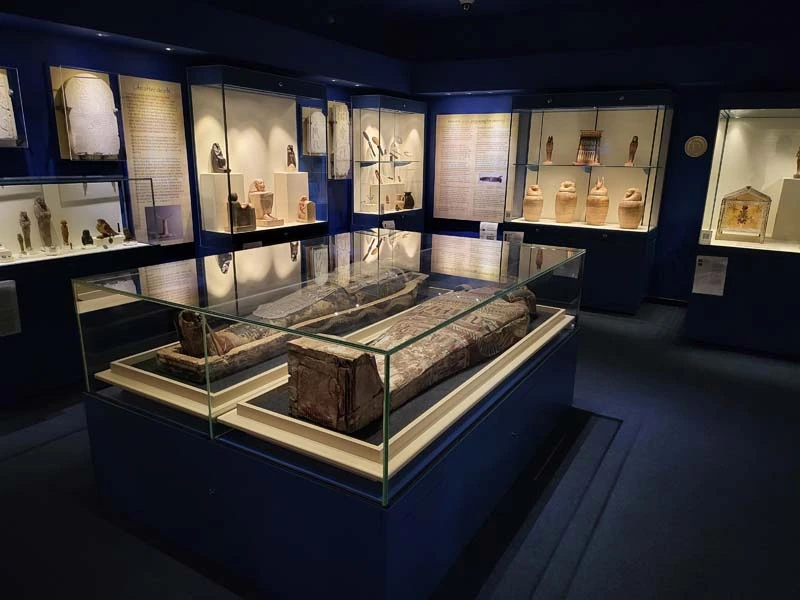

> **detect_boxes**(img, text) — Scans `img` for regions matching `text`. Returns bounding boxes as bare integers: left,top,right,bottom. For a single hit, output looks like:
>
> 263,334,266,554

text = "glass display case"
75,231,583,500
505,92,672,231
0,66,27,148
0,176,153,266
50,66,122,161
702,108,800,253
188,66,328,249
352,96,425,217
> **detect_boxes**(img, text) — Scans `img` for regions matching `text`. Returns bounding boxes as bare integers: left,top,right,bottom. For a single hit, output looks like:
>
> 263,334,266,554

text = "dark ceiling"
210,0,798,61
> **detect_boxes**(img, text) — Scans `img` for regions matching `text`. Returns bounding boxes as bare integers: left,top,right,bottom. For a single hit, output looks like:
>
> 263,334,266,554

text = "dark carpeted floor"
1,303,798,598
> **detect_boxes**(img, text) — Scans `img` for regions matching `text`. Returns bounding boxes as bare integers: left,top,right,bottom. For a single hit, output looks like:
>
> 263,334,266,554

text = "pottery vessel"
618,188,644,229
555,180,578,223
523,185,544,222
585,178,609,225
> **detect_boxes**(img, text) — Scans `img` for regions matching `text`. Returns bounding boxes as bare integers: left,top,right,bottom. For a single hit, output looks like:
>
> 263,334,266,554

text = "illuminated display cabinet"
188,66,328,250
77,231,583,598
352,95,426,230
687,101,800,358
504,90,673,313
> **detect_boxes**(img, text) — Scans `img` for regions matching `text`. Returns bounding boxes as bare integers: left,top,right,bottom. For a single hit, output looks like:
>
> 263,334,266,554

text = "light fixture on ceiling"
96,33,107,38
459,0,475,12
165,47,173,52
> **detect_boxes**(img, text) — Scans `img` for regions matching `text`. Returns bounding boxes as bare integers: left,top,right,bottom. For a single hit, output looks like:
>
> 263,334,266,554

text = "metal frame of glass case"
75,231,584,504
187,66,329,250
702,107,800,254
0,175,154,268
352,95,426,220
506,91,673,232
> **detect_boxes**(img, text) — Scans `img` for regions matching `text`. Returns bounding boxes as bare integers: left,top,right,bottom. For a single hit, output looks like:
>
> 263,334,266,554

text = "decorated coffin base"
288,287,536,433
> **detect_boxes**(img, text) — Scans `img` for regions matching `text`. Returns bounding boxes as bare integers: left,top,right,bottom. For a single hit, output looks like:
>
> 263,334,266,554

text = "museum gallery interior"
0,1,798,598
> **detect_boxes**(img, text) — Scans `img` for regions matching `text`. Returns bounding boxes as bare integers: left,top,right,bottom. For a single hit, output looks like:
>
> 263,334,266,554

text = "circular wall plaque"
684,136,708,158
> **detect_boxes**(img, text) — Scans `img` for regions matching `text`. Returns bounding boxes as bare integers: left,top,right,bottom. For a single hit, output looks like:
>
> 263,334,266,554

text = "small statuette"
123,228,135,242
34,197,53,248
555,181,578,223
19,211,31,250
211,142,228,173
544,135,554,165
523,184,544,222
81,229,94,246
297,195,315,222
287,144,297,171
585,177,610,226
60,220,69,246
794,146,800,179
96,218,116,238
625,136,639,167
16,233,24,253
618,188,645,229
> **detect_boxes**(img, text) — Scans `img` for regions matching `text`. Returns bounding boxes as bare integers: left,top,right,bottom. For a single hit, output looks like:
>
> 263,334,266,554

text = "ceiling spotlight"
354,84,361,87
459,0,475,12
96,33,107,38
165,47,173,51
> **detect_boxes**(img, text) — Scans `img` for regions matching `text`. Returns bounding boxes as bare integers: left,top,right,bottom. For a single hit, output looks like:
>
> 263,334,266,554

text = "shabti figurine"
574,130,602,166
555,181,578,223
297,195,315,222
288,286,537,433
362,131,376,158
618,188,644,229
523,185,543,222
96,218,116,238
625,136,639,167
156,269,428,383
62,74,120,158
795,147,800,179
0,69,18,145
211,142,228,173
585,178,609,226
19,211,31,250
16,233,24,253
229,192,256,233
60,220,69,246
307,109,327,155
544,136,554,164
33,197,53,248
81,230,93,246
287,144,297,171
535,247,544,271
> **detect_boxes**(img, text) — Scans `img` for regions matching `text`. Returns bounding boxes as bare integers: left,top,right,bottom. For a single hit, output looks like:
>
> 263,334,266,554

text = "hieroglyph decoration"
330,101,351,179
0,70,18,144
307,109,327,155
63,75,120,157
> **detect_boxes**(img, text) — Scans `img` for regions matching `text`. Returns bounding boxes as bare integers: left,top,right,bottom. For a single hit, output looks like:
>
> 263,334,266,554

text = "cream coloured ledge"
510,217,651,233
0,240,149,270
706,237,800,254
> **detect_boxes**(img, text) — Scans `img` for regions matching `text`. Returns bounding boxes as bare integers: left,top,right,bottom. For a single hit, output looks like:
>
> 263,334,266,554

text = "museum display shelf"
0,176,154,268
687,103,800,358
75,230,583,489
352,96,425,227
188,66,329,251
503,91,673,313
0,66,27,148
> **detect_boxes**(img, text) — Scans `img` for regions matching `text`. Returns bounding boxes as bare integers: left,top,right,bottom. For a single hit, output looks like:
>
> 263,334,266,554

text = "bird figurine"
96,218,116,238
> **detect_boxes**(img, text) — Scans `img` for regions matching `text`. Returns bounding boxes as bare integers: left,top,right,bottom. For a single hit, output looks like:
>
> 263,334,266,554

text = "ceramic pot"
618,188,644,229
585,177,609,226
555,180,578,223
522,185,544,222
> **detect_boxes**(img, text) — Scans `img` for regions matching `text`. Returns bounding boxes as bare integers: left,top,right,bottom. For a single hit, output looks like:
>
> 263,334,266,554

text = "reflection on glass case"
352,96,425,216
0,66,27,148
188,66,328,247
703,108,800,253
506,92,672,231
50,66,122,161
0,176,153,266
75,231,583,497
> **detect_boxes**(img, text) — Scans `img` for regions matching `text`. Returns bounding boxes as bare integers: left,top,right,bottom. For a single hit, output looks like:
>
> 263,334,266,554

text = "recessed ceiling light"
165,47,173,52
354,84,361,87
96,33,107,38
331,79,337,82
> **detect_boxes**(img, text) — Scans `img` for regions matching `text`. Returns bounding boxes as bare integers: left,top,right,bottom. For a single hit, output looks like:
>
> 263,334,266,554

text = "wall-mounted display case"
75,231,583,498
702,108,800,253
50,65,122,161
188,66,328,250
506,93,672,231
0,66,27,148
352,96,425,220
0,176,153,267
504,91,673,313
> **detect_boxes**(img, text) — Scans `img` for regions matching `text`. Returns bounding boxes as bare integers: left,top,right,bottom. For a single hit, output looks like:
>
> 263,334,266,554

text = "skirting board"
219,308,572,480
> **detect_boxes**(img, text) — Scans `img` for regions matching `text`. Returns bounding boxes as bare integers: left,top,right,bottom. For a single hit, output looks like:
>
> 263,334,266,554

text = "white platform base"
773,178,800,242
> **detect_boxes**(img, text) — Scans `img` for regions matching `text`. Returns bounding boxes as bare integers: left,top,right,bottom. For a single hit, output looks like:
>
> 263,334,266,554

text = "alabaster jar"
555,180,578,223
522,184,544,222
585,177,609,226
618,188,644,229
